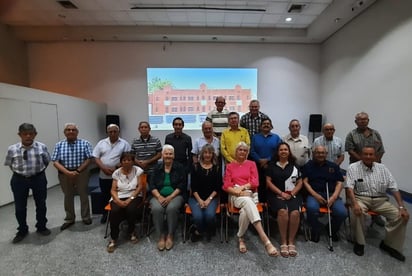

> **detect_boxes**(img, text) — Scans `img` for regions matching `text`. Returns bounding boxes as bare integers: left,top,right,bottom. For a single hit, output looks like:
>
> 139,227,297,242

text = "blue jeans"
188,197,218,234
10,172,48,233
306,193,347,235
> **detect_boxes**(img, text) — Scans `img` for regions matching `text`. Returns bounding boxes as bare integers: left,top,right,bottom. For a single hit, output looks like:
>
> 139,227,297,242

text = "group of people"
4,98,409,261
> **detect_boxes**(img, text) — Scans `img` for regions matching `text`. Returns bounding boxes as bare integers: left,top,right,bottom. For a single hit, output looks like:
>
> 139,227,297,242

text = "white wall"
0,83,107,205
27,42,320,143
320,0,412,192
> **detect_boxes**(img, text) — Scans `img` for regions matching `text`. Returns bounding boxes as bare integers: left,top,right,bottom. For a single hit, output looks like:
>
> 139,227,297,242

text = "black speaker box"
106,115,120,129
309,114,322,132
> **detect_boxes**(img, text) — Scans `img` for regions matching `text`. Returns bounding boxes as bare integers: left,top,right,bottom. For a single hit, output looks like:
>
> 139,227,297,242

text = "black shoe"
379,241,405,262
83,219,92,225
60,222,74,231
310,232,320,243
36,228,51,236
353,242,364,256
372,215,385,227
12,232,28,244
100,213,108,224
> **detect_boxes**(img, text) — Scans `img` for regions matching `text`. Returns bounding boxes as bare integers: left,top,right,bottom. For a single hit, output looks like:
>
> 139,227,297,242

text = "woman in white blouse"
107,152,144,253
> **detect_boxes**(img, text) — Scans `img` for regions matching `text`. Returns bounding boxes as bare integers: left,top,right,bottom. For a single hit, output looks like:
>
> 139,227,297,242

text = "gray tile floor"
0,186,411,276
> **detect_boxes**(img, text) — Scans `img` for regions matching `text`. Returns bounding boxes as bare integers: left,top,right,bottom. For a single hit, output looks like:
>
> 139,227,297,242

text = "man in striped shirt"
313,123,344,166
206,96,229,138
4,123,51,243
131,121,162,180
346,146,409,261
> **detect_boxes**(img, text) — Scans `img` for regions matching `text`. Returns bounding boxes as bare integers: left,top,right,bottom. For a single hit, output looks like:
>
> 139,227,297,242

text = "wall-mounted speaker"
106,115,120,129
309,114,322,132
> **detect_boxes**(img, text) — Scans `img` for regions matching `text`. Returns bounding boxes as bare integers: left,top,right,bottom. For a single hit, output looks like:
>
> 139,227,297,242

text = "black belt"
13,170,45,179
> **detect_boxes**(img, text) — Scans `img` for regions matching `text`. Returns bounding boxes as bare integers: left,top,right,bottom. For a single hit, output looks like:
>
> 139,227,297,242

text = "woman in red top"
223,142,278,256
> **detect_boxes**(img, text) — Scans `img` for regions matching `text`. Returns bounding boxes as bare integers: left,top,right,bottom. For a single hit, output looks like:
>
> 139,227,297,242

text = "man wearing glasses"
52,123,94,230
206,96,229,138
313,123,344,166
4,123,51,243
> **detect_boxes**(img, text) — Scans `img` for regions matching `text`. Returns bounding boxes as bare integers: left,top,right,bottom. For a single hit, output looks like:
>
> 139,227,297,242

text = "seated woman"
149,144,186,251
107,151,144,253
223,142,278,256
266,142,302,257
189,144,221,242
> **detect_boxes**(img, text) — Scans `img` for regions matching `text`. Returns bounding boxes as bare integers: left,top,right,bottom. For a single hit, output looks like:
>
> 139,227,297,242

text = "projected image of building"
148,83,252,129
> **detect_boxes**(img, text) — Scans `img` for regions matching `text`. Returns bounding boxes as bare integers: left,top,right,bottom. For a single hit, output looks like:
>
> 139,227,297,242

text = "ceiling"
0,0,376,43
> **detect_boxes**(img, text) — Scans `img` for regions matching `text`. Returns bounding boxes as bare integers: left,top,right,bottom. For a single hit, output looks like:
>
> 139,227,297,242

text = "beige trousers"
351,195,407,252
231,195,262,238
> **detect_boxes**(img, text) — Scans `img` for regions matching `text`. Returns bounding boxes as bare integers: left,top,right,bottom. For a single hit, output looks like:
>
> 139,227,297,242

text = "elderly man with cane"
302,145,347,244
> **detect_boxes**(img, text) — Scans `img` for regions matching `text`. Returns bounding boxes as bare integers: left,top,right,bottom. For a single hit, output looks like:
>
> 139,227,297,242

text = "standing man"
192,121,220,165
165,117,193,173
4,123,51,243
345,112,386,226
283,119,310,168
220,112,250,163
250,118,282,202
52,123,94,230
93,124,131,223
206,96,229,138
240,99,270,139
302,145,347,242
346,146,409,261
345,112,385,164
313,123,344,166
131,121,162,180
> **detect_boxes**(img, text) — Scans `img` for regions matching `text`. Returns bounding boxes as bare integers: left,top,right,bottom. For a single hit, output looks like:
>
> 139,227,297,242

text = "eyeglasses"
23,150,28,160
65,128,77,132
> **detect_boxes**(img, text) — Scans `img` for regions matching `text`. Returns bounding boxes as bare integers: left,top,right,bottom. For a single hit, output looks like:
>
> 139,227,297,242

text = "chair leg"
104,210,110,239
265,206,270,237
183,212,188,243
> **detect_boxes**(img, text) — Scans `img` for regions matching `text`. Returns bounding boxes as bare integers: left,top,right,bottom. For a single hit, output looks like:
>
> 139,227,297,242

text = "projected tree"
148,77,173,93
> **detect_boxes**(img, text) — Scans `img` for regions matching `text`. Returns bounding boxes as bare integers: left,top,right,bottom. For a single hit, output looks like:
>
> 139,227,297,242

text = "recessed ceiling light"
285,17,292,22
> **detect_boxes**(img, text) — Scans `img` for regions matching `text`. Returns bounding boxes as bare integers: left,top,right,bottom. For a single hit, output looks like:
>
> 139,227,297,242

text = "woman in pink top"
223,142,278,256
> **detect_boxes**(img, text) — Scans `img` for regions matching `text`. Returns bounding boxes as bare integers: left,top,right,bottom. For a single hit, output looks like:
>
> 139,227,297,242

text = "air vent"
288,4,306,13
57,1,78,9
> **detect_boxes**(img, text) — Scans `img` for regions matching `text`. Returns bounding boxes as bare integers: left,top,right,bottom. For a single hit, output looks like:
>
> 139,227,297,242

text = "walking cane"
326,181,334,252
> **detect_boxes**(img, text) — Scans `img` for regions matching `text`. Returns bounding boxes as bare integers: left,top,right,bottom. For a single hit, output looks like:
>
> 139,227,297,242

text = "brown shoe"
165,237,174,250
157,238,166,251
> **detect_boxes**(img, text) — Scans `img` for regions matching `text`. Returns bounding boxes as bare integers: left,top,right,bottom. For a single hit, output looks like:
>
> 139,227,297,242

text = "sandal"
280,244,289,258
265,241,279,257
130,233,138,244
107,240,116,253
288,244,298,257
239,237,247,253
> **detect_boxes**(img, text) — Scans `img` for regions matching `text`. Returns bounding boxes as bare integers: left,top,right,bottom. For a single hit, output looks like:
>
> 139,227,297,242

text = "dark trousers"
99,178,112,212
10,172,48,233
109,197,142,240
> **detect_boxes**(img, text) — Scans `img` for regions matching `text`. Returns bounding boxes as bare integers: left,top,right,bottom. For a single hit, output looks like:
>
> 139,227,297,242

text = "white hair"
162,144,174,154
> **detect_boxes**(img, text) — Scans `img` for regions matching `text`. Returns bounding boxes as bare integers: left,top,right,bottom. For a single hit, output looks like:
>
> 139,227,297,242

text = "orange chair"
183,201,224,243
225,199,268,242
300,205,331,242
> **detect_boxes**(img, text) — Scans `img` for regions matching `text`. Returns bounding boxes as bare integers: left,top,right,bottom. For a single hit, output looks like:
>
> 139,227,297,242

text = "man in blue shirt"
250,118,282,202
52,123,94,230
4,123,51,243
302,145,347,242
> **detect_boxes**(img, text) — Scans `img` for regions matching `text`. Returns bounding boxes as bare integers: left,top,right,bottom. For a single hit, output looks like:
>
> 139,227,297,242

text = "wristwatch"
209,196,213,200
130,196,135,200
